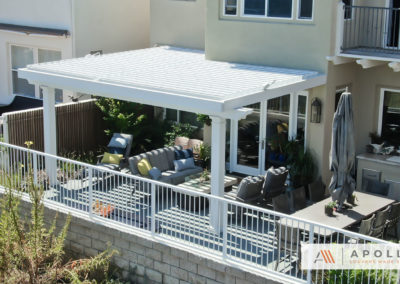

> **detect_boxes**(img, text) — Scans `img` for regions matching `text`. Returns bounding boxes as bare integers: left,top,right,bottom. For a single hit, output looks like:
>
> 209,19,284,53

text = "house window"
343,0,352,19
242,0,292,18
267,0,292,18
244,0,265,16
298,0,313,20
224,0,238,15
165,109,203,128
10,45,63,102
379,90,400,146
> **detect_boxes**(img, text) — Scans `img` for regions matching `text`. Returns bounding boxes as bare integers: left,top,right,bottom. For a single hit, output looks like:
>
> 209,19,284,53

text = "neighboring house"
151,0,400,187
0,0,149,105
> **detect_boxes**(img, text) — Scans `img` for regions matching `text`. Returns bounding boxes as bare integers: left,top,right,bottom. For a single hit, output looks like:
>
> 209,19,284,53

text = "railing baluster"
151,182,156,235
88,167,93,219
222,201,228,259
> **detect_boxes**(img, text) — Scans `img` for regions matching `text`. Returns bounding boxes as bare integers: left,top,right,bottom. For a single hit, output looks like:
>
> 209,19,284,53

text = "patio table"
177,175,238,211
278,191,395,238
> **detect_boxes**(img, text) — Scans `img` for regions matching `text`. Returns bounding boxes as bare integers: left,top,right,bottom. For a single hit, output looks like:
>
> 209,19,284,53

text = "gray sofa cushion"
160,166,203,185
128,153,148,175
262,167,288,199
236,176,264,202
96,163,120,172
146,149,170,172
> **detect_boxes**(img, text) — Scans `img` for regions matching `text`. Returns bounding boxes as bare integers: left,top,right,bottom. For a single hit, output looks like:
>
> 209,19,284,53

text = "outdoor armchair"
97,133,133,171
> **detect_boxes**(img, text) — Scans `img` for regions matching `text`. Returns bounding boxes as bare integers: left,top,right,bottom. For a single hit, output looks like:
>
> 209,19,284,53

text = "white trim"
378,88,400,136
296,0,314,21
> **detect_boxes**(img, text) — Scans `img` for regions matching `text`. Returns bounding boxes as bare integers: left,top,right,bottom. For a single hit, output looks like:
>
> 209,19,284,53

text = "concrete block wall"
16,198,281,284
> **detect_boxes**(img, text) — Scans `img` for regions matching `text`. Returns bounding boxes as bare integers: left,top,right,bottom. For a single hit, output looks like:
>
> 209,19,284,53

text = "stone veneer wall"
16,198,281,284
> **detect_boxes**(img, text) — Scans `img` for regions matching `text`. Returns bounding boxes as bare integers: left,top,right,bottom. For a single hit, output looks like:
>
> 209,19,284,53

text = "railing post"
151,183,156,235
222,201,228,259
336,1,345,55
88,168,93,219
306,223,315,284
32,152,38,186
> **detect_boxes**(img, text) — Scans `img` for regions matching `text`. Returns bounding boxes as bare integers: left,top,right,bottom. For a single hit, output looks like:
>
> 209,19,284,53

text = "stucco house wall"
150,0,206,50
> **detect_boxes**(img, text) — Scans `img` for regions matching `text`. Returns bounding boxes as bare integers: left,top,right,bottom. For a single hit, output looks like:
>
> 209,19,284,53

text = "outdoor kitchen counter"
356,153,400,200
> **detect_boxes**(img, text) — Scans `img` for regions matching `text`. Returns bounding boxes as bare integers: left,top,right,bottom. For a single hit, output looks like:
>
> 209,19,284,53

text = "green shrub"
325,269,398,284
165,123,198,146
95,98,170,154
0,159,122,283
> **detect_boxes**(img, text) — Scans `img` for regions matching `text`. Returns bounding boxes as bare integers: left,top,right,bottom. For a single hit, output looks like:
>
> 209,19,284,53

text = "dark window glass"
343,0,352,19
299,0,313,19
268,0,292,18
244,0,265,16
225,0,237,15
166,109,178,121
381,91,400,147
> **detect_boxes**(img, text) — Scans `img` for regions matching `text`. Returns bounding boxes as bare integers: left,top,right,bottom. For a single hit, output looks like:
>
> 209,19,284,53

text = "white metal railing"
0,141,398,284
342,5,400,56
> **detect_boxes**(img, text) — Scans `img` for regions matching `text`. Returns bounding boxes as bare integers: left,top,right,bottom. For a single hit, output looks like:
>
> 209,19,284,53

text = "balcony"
342,5,400,59
331,4,400,70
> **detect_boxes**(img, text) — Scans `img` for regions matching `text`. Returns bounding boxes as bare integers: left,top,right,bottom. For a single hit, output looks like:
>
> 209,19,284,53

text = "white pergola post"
42,86,57,184
210,116,226,232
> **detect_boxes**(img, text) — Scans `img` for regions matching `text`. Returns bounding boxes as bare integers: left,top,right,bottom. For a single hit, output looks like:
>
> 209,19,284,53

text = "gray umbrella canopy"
329,90,356,206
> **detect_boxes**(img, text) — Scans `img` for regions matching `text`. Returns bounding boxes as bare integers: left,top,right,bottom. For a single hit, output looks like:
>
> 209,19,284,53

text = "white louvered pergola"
19,46,326,231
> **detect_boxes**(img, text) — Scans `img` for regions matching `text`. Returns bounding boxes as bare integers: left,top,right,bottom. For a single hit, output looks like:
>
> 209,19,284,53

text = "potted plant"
196,143,211,169
347,193,358,205
325,201,337,216
199,169,210,183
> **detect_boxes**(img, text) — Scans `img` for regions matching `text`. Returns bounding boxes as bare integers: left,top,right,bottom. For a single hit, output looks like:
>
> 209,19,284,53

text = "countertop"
357,153,400,167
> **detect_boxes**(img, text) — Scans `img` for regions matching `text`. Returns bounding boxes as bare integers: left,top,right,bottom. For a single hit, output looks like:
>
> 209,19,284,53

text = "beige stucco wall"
206,0,338,73
73,0,150,57
318,62,400,186
150,0,206,50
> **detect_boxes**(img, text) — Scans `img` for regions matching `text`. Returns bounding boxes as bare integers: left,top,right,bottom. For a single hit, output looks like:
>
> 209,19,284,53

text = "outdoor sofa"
128,146,203,185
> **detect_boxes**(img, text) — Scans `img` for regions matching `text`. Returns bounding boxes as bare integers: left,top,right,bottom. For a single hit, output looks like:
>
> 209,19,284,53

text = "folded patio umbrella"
329,90,356,208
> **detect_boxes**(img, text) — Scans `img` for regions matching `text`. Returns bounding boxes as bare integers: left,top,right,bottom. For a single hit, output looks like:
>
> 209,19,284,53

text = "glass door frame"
229,91,309,176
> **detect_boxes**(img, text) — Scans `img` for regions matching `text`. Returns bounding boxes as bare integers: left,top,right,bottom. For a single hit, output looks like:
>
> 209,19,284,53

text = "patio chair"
224,176,264,204
290,187,307,211
358,214,376,236
174,136,190,149
272,193,291,214
365,179,390,196
384,201,400,241
308,177,327,203
274,221,303,272
261,167,288,202
97,133,133,171
371,206,391,238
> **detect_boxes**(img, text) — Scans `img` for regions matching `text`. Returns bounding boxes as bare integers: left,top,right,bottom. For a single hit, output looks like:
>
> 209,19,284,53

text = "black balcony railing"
342,5,400,57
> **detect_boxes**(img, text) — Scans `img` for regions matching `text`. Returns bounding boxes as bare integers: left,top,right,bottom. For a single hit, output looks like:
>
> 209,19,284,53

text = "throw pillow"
149,167,162,180
175,148,194,160
108,134,128,149
101,152,123,165
137,158,152,176
173,157,195,172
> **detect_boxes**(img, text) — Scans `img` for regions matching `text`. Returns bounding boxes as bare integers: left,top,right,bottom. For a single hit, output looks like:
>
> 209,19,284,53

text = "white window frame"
223,0,238,16
240,0,294,20
378,88,400,136
297,0,314,21
9,44,62,101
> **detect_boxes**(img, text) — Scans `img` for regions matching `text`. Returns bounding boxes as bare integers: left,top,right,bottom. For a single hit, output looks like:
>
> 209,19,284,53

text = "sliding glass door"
229,93,308,175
